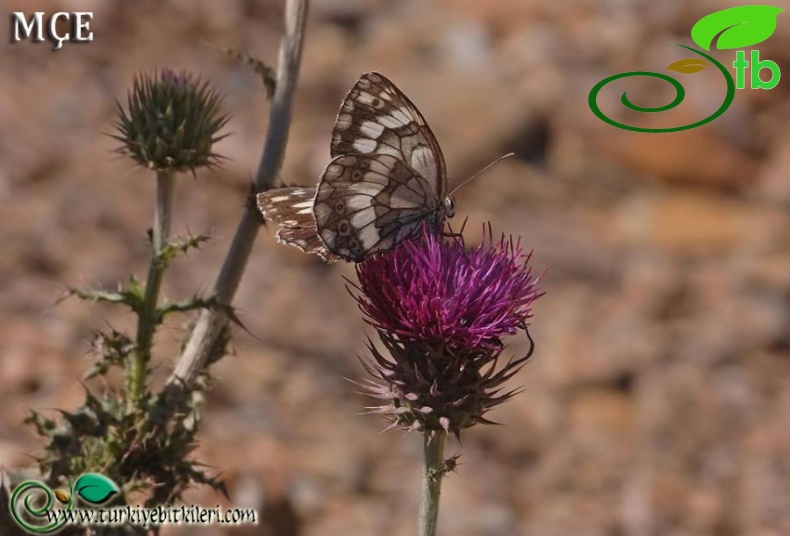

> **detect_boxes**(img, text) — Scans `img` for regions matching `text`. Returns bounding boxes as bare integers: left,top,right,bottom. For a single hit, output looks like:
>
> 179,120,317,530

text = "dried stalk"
167,0,309,389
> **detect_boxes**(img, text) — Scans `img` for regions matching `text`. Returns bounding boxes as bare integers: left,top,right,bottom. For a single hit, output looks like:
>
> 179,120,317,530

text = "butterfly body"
257,72,451,263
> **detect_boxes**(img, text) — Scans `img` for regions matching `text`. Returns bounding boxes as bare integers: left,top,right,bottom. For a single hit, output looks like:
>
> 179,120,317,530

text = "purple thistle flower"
351,225,543,436
157,68,194,88
353,225,542,353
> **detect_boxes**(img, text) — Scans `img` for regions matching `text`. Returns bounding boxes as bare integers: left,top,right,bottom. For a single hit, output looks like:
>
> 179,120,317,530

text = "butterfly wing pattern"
257,72,451,263
256,187,340,263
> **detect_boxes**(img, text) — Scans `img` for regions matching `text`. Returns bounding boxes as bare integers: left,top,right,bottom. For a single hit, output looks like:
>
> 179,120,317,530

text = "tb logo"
589,5,784,133
733,50,780,90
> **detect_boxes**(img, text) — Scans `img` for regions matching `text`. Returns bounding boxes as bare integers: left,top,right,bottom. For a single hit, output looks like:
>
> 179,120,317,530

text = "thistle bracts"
112,69,229,173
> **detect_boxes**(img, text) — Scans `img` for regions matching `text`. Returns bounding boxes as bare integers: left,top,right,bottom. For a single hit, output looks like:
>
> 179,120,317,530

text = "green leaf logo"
691,5,783,51
74,474,119,505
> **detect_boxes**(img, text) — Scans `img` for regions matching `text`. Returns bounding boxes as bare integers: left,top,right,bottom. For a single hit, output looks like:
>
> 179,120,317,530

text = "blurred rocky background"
2,0,790,535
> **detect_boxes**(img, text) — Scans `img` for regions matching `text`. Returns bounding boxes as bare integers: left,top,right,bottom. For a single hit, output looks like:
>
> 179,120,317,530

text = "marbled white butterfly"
257,72,505,263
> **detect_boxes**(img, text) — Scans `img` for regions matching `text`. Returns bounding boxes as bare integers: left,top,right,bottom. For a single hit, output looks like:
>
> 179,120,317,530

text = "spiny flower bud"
351,226,543,437
112,69,229,172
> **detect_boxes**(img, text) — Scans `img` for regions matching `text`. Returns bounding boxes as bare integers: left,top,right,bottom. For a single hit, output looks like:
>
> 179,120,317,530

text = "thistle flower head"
112,68,229,173
354,226,540,353
352,226,543,436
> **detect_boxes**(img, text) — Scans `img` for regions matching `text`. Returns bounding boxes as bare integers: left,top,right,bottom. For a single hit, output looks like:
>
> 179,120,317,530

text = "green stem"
418,430,447,536
129,170,175,408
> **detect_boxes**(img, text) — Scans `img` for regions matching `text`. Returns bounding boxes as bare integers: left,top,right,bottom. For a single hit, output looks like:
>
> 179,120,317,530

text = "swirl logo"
589,5,784,133
9,473,119,534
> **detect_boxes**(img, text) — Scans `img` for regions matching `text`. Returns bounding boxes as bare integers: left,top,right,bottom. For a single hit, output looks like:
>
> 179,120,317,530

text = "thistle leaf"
159,232,212,263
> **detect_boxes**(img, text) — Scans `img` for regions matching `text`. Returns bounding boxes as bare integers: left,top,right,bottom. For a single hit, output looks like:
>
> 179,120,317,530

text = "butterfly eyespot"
350,169,364,181
337,220,352,236
371,97,382,108
334,200,346,212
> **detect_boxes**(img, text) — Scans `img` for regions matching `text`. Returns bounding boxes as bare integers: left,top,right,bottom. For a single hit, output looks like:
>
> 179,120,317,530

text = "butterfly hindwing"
331,72,448,197
313,154,440,262
256,188,340,263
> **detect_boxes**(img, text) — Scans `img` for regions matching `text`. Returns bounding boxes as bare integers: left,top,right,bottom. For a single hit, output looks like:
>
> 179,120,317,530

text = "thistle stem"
129,169,175,407
418,430,447,536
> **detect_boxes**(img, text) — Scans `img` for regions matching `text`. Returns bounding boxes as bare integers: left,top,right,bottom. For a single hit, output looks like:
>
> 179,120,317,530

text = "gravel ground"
1,1,790,535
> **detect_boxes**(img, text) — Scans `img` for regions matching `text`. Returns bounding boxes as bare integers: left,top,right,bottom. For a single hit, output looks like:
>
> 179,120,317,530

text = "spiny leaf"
85,329,134,380
158,232,212,263
157,296,216,321
667,58,708,74
691,5,784,51
24,411,56,434
74,473,120,505
64,278,145,315
219,302,260,342
158,296,257,340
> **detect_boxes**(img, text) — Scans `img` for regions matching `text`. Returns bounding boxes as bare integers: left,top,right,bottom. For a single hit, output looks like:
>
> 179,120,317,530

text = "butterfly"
256,71,454,263
257,72,507,263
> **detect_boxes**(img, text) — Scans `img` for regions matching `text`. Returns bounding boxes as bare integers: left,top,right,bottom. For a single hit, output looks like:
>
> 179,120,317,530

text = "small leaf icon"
667,58,709,74
74,474,119,505
54,489,70,503
691,5,784,51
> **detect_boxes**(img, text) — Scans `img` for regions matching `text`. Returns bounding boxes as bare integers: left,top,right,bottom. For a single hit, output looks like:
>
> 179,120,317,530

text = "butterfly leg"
440,229,463,239
440,229,465,246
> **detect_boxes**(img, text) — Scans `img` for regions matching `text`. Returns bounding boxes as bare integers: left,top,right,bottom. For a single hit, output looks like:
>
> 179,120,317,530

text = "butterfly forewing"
330,72,448,196
314,72,451,260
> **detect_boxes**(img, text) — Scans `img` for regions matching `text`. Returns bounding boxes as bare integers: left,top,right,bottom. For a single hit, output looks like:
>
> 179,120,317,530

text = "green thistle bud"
112,69,229,172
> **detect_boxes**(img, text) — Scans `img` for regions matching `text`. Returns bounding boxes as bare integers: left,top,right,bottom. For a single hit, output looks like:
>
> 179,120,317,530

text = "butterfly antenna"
449,153,515,197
